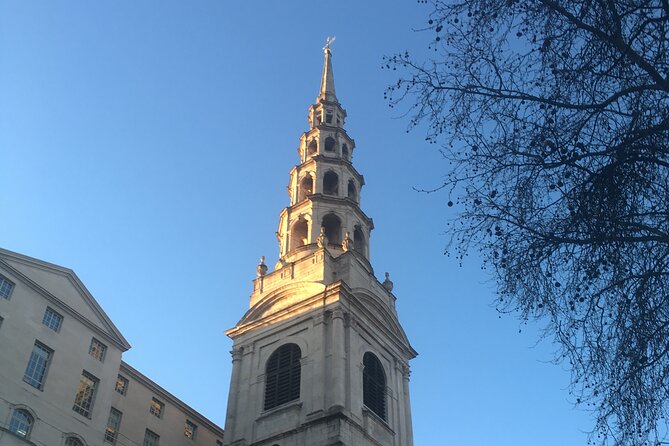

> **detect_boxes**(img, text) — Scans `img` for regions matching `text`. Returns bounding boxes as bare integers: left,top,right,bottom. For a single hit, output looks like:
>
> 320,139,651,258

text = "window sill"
362,406,395,435
258,401,302,421
22,378,44,392
0,426,38,445
72,409,92,420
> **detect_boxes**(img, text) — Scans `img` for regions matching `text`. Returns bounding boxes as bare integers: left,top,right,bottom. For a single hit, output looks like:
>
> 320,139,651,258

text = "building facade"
223,44,417,446
0,248,224,446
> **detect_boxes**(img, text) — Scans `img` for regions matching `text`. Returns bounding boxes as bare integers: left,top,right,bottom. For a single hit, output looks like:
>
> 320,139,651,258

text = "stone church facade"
222,44,416,446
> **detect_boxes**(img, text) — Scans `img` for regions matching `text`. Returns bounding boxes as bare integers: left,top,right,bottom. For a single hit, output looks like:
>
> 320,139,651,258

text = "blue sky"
1,1,592,444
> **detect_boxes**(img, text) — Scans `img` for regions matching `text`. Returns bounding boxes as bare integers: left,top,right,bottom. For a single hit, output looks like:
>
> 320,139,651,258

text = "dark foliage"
385,1,669,444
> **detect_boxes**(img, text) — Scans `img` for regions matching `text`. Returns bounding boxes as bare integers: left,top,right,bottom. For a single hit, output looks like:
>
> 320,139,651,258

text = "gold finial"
323,36,336,51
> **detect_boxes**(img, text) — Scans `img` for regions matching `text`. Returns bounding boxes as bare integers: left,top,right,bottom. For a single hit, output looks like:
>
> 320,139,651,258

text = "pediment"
350,288,415,356
237,281,327,327
0,248,130,350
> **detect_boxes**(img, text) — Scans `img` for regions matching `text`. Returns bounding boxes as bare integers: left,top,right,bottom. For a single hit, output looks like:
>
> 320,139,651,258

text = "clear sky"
1,1,593,445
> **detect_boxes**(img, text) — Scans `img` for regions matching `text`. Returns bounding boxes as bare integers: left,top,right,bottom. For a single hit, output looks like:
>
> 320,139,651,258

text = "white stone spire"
274,44,372,265
319,38,337,102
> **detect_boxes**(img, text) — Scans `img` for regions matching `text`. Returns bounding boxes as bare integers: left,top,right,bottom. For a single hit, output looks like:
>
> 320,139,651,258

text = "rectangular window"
105,407,122,444
149,398,164,418
143,429,160,446
88,338,107,362
23,342,52,389
72,371,99,418
42,307,63,332
216,441,223,446
0,275,14,299
184,420,197,439
115,375,128,395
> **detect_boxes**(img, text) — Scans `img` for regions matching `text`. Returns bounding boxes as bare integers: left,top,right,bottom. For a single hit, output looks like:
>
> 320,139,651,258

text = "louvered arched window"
264,344,301,410
363,352,386,420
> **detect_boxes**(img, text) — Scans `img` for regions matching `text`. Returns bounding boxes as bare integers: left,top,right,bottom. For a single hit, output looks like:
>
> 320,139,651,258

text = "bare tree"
385,1,669,444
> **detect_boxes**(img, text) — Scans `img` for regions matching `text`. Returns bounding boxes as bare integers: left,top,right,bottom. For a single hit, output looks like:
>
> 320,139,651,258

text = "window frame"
88,338,107,362
8,408,34,438
184,419,197,439
105,407,122,444
263,343,302,411
143,429,160,446
0,274,14,300
72,370,99,418
65,436,85,446
23,341,53,390
115,374,129,395
362,352,387,421
149,397,164,418
42,306,64,332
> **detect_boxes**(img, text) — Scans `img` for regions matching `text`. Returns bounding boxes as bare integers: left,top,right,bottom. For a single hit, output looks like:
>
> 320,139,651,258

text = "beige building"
0,248,224,446
223,43,416,446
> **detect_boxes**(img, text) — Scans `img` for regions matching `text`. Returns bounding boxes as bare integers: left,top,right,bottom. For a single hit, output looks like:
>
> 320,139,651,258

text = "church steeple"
276,40,371,265
223,43,416,446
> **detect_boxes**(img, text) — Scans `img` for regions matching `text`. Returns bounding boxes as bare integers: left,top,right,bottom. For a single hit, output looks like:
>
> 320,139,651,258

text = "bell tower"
223,41,417,446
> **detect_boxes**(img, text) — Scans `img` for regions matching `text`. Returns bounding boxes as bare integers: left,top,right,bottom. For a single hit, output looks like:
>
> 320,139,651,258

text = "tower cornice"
295,156,365,186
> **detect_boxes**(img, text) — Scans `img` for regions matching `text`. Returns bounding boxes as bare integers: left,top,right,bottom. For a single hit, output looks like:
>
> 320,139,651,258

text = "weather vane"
323,36,336,51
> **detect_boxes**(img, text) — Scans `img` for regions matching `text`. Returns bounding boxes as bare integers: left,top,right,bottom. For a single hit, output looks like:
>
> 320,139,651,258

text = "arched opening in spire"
322,213,342,245
323,171,339,196
307,140,318,158
324,137,336,152
298,175,314,202
354,226,365,256
347,179,358,203
290,218,309,251
342,144,349,160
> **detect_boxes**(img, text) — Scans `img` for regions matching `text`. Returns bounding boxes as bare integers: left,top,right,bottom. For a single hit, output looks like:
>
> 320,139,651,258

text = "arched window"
324,137,336,152
347,180,357,202
342,144,349,160
307,140,318,157
298,175,313,202
65,437,85,446
363,353,386,421
322,214,342,245
290,219,309,250
264,344,301,410
354,226,365,256
323,171,339,196
9,408,33,438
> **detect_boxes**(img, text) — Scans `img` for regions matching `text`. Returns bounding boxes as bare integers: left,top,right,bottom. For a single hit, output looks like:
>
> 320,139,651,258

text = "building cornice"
119,361,225,437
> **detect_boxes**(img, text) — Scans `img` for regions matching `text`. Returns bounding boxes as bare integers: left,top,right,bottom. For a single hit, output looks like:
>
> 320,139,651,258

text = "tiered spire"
274,40,373,266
